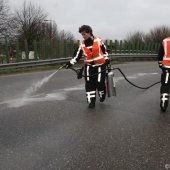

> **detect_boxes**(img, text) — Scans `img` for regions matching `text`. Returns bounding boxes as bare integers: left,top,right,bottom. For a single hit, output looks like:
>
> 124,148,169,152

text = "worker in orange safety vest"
158,36,170,112
66,25,110,108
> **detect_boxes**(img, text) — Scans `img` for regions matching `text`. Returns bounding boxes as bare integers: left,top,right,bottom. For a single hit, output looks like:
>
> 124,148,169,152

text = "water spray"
22,64,66,98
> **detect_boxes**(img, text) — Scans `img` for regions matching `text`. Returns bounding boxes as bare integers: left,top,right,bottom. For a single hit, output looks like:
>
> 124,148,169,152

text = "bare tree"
125,31,145,44
145,25,170,43
59,29,75,41
43,22,75,41
14,1,48,46
0,0,12,39
42,21,60,40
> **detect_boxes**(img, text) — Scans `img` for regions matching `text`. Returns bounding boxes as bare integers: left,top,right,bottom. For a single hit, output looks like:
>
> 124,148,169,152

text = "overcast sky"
8,0,170,40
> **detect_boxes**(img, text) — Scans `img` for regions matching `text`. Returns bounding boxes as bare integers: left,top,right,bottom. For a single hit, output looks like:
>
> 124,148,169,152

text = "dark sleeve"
100,41,109,59
70,46,83,65
158,44,164,67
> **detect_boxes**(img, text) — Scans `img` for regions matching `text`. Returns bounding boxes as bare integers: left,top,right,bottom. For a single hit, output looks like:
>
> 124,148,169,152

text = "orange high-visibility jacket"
80,36,106,65
162,37,170,67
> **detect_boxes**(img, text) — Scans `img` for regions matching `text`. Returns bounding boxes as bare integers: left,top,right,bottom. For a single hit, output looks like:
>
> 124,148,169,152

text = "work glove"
159,65,162,69
105,58,110,65
65,61,73,69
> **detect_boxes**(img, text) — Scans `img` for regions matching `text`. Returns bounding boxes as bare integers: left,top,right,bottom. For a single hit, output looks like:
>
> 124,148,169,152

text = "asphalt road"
0,61,170,170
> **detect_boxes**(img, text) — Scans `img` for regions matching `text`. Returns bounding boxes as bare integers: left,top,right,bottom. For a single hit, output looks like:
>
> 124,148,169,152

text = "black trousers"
160,68,170,108
84,64,106,104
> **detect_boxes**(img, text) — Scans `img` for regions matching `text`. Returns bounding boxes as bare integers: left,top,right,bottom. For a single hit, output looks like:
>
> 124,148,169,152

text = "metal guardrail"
109,53,157,58
0,57,71,69
0,54,157,70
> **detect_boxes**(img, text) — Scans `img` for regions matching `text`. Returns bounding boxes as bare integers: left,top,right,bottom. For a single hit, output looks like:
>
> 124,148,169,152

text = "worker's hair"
79,25,93,35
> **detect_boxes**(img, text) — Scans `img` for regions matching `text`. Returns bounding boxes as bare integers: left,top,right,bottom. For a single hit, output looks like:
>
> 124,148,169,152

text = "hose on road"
69,66,161,90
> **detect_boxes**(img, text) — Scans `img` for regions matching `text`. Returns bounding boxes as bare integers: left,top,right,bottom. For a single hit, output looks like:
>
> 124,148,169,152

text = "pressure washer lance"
55,64,66,73
58,65,65,70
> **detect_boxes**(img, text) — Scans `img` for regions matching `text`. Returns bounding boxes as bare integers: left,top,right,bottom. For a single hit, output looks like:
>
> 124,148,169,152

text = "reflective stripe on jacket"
162,37,170,67
81,36,105,65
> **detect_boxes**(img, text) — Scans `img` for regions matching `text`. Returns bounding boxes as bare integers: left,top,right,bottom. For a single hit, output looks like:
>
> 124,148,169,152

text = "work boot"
88,98,95,108
88,102,95,108
160,93,169,113
99,90,106,102
161,106,167,112
100,96,105,102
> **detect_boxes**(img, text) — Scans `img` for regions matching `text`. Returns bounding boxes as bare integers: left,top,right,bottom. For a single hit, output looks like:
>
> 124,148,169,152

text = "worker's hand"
65,61,72,69
105,58,110,65
158,61,162,69
159,63,163,69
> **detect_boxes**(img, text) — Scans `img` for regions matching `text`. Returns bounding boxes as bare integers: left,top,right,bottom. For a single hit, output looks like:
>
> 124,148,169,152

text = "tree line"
0,0,75,47
125,25,170,45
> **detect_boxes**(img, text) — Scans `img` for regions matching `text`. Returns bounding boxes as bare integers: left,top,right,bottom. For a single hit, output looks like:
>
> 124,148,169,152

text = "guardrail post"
119,40,122,53
154,43,157,53
70,40,74,57
16,40,20,62
122,41,125,53
48,40,52,59
136,41,140,53
155,43,160,53
126,41,130,54
64,40,67,57
49,40,52,59
132,42,135,54
139,42,143,54
127,42,131,54
42,40,46,60
105,40,108,51
72,40,79,57
51,40,55,59
5,38,9,63
109,40,113,53
51,40,55,58
46,40,50,59
60,40,64,57
24,40,29,61
125,41,128,54
55,40,59,58
33,40,38,60
114,40,118,54
144,43,148,54
151,43,154,54
148,42,151,53
52,40,56,58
